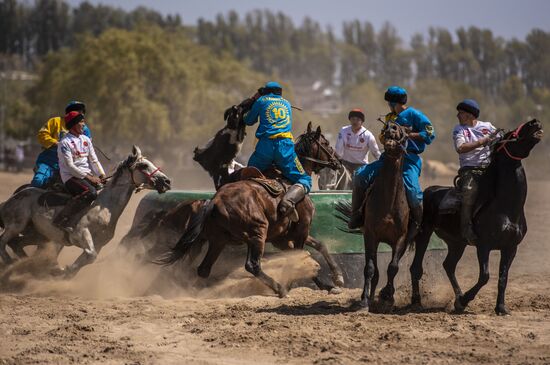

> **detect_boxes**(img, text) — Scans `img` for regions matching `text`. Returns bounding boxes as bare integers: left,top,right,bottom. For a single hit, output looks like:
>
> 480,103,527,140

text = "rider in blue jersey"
244,81,312,220
349,86,435,242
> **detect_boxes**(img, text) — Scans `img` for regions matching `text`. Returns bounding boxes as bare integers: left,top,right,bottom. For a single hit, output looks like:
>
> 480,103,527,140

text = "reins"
496,123,526,161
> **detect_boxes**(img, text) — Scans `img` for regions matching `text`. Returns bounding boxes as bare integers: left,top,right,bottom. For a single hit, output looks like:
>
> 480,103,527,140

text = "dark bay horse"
410,119,543,315
159,123,343,297
336,120,410,311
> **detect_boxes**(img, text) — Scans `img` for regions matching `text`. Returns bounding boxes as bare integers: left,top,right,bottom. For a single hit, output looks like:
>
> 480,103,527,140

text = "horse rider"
453,99,497,244
31,101,92,188
348,86,436,240
53,111,106,232
335,108,381,176
243,81,312,219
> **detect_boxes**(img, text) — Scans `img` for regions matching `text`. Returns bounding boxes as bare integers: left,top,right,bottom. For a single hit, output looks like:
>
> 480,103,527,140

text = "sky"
65,0,550,42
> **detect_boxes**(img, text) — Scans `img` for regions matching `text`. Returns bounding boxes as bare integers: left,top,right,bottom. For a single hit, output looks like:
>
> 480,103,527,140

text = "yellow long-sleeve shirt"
37,116,66,149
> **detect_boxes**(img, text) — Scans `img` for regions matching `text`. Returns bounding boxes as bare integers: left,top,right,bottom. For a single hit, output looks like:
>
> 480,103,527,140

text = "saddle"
37,191,72,207
232,167,285,197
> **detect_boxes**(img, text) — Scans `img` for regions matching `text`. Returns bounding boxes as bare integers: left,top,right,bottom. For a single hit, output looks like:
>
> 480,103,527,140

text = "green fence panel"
140,190,446,253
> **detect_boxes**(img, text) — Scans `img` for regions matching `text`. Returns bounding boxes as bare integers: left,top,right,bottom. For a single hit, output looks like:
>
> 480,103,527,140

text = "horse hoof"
495,305,511,316
334,274,345,287
329,287,343,295
352,300,370,312
379,287,395,303
454,295,466,313
277,286,288,298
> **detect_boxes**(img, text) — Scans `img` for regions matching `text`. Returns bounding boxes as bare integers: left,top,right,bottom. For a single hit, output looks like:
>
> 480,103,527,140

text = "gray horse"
0,146,171,277
318,165,352,190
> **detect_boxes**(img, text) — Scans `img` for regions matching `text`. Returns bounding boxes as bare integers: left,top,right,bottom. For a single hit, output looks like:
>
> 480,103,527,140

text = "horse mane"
110,154,137,186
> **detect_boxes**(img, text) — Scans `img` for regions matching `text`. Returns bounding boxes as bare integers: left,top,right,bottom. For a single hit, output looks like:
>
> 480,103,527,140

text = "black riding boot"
405,203,423,244
460,202,477,245
278,184,306,222
53,197,91,233
348,184,366,229
460,170,480,245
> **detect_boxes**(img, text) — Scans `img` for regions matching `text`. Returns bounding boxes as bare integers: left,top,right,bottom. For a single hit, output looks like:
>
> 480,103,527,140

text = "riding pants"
248,137,312,193
30,148,59,188
354,152,423,208
65,177,98,202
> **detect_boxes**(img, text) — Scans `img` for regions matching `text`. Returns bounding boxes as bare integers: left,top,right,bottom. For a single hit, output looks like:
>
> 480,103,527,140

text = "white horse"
0,146,171,277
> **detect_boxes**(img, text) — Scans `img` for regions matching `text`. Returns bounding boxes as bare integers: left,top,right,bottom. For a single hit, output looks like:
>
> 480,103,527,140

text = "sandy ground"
1,170,550,365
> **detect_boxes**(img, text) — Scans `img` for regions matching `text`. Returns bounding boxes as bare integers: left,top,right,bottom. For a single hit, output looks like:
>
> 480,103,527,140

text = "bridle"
129,156,163,192
382,120,408,157
296,132,341,172
495,123,527,161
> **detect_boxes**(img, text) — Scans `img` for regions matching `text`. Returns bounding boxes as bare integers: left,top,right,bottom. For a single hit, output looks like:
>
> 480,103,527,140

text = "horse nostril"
165,179,171,185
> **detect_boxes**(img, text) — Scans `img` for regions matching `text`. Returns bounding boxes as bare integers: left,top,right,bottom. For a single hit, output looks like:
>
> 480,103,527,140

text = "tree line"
0,1,548,168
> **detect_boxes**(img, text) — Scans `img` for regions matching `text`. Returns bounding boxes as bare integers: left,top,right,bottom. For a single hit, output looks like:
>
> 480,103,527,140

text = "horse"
409,119,543,315
0,146,171,277
193,103,247,190
158,123,344,297
318,165,353,190
336,120,411,311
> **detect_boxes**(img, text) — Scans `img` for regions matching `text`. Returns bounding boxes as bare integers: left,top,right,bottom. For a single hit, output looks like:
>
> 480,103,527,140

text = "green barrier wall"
139,190,446,253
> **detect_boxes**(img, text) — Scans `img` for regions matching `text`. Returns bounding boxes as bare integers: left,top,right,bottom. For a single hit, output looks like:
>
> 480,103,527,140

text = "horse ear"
307,121,312,133
132,145,142,158
315,126,322,139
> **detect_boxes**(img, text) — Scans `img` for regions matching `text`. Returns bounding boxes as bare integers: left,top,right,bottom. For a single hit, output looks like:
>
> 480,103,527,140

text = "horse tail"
155,200,214,265
333,199,362,235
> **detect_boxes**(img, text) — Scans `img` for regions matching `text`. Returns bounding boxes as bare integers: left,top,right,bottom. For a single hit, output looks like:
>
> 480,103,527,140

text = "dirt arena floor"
1,170,550,364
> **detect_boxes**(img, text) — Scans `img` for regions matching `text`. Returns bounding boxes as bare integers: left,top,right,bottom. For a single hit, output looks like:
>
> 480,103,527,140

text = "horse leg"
7,236,28,258
380,237,407,305
457,245,490,311
359,236,378,310
369,248,379,302
409,227,432,306
64,229,97,278
197,239,222,278
305,235,344,287
442,242,466,311
495,245,517,316
0,229,19,264
245,238,286,298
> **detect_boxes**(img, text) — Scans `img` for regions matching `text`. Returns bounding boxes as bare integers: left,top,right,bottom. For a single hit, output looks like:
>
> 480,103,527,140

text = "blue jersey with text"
244,94,293,139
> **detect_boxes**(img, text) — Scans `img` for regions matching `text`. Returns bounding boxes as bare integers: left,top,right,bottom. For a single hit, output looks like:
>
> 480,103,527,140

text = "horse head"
381,120,407,158
124,145,172,193
295,122,341,174
494,119,544,161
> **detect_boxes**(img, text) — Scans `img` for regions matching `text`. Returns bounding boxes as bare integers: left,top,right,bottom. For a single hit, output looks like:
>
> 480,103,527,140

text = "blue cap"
457,99,480,118
265,81,282,89
384,86,407,104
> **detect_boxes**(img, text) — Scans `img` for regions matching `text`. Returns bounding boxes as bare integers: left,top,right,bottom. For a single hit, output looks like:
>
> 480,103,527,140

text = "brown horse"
336,120,410,310
158,123,342,297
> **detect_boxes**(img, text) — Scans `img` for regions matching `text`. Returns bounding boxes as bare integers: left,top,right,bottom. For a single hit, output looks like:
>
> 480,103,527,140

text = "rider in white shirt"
53,111,106,232
452,99,497,244
335,108,381,176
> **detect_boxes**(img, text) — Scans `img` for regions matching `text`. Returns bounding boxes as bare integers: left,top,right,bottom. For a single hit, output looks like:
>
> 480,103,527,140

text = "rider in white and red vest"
335,108,381,176
452,99,498,244
53,111,106,232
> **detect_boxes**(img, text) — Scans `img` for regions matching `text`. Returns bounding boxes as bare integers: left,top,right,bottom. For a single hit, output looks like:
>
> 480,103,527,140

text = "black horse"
410,119,543,315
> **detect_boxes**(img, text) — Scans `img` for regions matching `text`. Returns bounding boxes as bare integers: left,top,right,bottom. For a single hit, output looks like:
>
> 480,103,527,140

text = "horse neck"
94,168,135,225
493,156,527,217
376,153,404,205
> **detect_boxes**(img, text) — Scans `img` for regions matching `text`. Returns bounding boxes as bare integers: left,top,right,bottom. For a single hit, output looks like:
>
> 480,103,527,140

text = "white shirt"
58,132,105,183
335,125,381,164
453,120,497,168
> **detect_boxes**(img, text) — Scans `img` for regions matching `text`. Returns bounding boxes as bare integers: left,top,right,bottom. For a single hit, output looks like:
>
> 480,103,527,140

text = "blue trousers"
31,148,59,188
354,152,423,208
248,137,312,193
